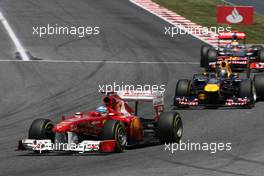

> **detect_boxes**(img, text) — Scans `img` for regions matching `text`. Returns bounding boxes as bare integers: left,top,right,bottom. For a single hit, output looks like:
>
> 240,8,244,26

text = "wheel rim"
173,117,183,138
44,122,54,139
176,126,183,138
117,127,127,146
252,85,257,102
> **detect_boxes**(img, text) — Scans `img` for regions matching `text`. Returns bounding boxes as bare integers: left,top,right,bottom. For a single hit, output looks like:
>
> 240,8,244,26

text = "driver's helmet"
75,112,83,118
218,69,228,79
96,106,108,114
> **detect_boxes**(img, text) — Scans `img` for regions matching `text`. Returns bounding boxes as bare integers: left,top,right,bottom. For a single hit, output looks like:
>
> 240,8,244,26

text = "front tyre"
101,120,127,152
175,79,191,97
28,118,55,141
158,112,183,144
174,79,191,107
239,79,255,108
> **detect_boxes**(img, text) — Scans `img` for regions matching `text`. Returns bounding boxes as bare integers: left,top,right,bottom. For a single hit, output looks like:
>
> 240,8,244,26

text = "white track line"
0,11,30,61
0,59,199,64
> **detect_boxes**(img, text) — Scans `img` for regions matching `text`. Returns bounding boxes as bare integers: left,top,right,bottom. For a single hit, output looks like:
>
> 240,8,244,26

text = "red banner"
217,5,254,25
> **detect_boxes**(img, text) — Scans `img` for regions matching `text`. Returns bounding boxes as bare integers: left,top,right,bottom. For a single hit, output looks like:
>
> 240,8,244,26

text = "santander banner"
217,5,254,25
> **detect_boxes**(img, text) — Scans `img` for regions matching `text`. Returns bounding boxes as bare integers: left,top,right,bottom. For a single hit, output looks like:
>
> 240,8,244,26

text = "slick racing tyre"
239,80,255,107
175,79,191,97
200,45,212,68
158,112,183,144
101,120,127,152
205,49,217,69
28,118,55,141
251,45,263,60
254,74,264,101
174,79,191,107
258,49,264,62
251,45,264,50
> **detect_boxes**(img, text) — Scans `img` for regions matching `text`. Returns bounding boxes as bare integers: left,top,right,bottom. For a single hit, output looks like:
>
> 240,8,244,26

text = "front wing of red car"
17,139,117,153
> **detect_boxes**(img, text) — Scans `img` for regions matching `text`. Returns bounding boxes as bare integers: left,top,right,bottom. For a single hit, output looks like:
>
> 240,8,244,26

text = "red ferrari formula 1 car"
18,91,183,153
200,31,264,71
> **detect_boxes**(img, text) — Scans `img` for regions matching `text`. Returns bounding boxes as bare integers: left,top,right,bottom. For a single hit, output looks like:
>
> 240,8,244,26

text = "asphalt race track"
0,0,264,176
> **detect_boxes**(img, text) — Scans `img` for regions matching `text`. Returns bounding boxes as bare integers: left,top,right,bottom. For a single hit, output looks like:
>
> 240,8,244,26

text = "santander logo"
226,8,243,24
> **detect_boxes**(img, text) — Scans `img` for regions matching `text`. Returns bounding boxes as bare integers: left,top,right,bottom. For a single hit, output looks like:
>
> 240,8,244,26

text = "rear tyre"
159,112,183,144
205,49,217,69
28,118,55,141
239,80,255,107
251,45,264,51
101,120,127,152
200,45,212,68
254,74,264,101
258,49,264,62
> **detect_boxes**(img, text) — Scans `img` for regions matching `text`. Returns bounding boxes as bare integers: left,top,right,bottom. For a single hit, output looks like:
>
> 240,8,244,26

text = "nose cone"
204,84,220,92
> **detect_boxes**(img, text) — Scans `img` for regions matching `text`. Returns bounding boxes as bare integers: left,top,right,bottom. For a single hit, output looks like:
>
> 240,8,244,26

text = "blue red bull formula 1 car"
174,61,264,108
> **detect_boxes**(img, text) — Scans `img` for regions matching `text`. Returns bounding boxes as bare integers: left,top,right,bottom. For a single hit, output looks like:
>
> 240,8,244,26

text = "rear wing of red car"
101,90,164,116
116,91,164,116
116,91,164,106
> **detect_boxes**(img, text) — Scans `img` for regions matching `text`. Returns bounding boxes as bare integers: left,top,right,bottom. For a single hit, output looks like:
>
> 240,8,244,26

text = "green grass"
153,0,264,43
